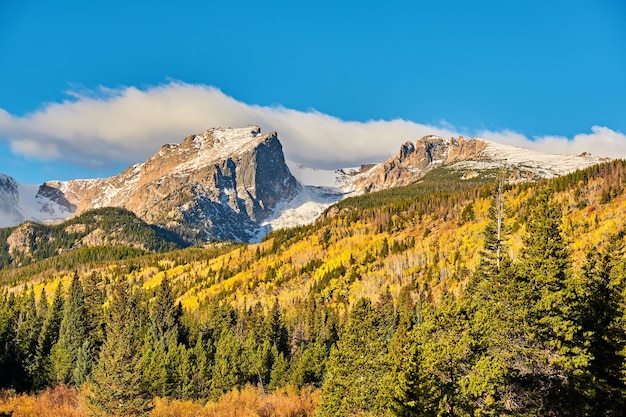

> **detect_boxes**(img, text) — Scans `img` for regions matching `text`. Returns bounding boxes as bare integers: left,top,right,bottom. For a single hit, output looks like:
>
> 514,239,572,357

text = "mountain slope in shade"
0,174,76,228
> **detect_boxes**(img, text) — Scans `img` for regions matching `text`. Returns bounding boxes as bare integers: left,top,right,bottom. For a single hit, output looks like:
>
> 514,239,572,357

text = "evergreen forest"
1,161,626,416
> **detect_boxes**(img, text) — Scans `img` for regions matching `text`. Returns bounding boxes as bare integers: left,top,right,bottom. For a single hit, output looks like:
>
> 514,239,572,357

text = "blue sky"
1,0,625,183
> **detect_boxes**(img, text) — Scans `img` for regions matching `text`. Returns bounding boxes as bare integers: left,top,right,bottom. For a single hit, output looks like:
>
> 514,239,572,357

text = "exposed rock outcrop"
44,126,299,242
7,222,36,256
351,135,488,193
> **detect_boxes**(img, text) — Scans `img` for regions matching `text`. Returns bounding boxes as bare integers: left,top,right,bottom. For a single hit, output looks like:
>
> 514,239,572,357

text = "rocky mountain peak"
350,135,489,193
347,134,608,194
37,126,298,242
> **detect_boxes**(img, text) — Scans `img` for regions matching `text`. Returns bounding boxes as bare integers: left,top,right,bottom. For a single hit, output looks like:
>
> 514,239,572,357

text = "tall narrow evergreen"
264,300,289,357
0,292,21,389
319,298,392,417
15,289,42,388
87,278,152,417
210,327,243,400
150,274,182,349
480,174,508,275
575,237,626,415
518,187,587,414
83,271,105,349
50,271,87,385
33,281,64,389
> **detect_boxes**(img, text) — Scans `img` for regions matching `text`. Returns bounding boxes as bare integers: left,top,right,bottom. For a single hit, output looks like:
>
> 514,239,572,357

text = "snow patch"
255,185,345,241
477,141,609,177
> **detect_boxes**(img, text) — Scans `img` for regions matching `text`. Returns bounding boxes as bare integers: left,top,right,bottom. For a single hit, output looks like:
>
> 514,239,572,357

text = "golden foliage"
0,385,85,417
0,385,318,417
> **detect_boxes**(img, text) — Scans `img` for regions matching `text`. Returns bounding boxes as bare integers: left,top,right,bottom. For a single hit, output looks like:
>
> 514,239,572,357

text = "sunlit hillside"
1,160,625,416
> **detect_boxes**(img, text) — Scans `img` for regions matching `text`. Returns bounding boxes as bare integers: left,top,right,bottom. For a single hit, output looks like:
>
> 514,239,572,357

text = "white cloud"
0,82,625,172
478,126,626,159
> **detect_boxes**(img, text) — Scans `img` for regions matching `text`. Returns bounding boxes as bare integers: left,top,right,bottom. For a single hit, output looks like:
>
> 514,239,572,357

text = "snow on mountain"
0,128,613,244
349,135,611,193
258,185,345,240
472,140,608,177
0,175,76,228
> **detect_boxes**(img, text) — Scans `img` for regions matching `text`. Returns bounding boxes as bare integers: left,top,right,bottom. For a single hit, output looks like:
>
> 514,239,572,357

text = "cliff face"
351,136,489,193
0,175,19,218
46,126,299,242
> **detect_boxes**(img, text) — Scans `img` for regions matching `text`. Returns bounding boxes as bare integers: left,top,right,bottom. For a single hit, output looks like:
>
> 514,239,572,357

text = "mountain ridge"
0,127,610,242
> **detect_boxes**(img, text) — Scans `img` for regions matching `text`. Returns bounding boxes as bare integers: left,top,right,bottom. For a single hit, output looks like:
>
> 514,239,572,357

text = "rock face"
36,184,77,215
0,174,19,218
6,222,36,256
351,136,489,193
45,126,299,242
1,128,610,243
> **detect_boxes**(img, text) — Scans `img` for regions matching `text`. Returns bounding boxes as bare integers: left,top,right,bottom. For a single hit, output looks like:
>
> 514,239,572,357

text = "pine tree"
0,292,21,389
15,289,42,389
264,300,289,357
388,287,420,417
82,271,105,349
517,187,587,414
461,259,532,415
189,335,212,400
33,281,64,389
268,345,289,391
87,278,152,417
288,340,328,388
407,293,475,417
140,335,169,398
242,331,272,389
149,274,182,350
50,271,87,385
319,298,392,417
210,327,243,400
575,237,626,415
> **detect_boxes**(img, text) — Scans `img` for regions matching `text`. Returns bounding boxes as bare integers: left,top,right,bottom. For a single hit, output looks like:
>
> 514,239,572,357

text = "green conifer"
319,298,392,417
33,281,64,388
50,271,87,385
86,278,152,416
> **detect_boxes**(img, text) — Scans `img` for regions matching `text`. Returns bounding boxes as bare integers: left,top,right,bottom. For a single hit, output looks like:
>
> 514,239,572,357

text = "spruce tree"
140,336,169,398
83,271,105,349
0,292,20,389
518,187,587,414
288,340,328,388
407,293,475,417
575,237,626,415
268,345,289,390
264,300,289,357
189,335,212,400
479,174,508,275
50,271,87,385
15,289,42,388
210,327,243,400
319,298,392,417
87,278,152,417
33,281,64,389
149,274,182,350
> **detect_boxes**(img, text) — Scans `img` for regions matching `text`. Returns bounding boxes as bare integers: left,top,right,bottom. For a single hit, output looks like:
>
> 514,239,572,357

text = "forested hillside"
1,161,625,416
0,207,187,273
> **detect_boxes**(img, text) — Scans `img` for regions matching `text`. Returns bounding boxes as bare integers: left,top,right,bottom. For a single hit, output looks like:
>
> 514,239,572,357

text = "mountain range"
0,125,609,243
